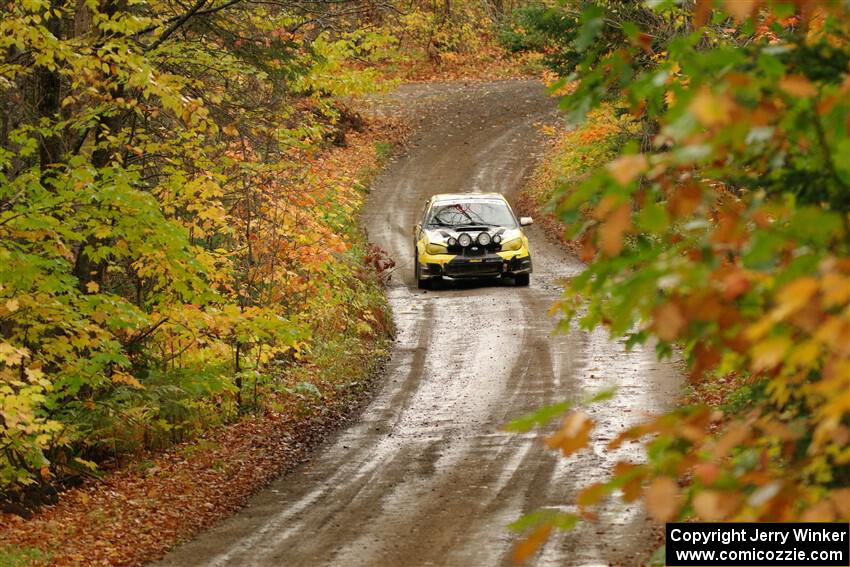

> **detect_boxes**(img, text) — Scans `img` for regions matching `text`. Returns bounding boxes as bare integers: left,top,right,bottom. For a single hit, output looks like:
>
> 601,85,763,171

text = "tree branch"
146,0,209,51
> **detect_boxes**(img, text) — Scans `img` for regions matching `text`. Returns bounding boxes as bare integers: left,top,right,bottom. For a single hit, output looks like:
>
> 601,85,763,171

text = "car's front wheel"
514,273,530,287
415,257,430,290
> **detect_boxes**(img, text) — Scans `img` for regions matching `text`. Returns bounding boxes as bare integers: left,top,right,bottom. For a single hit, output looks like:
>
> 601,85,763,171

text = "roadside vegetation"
0,0,540,563
508,0,850,561
4,0,848,565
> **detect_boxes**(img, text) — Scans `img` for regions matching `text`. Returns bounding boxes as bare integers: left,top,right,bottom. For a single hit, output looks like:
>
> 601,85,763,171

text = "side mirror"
520,217,533,226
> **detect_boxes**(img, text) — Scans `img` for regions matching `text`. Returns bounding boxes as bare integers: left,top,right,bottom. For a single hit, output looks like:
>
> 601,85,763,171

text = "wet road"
157,80,681,567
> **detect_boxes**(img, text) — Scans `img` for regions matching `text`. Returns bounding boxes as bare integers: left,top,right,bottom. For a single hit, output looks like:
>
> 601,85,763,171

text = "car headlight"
477,232,491,246
457,233,472,247
493,234,502,244
426,243,448,254
502,237,522,251
447,237,457,247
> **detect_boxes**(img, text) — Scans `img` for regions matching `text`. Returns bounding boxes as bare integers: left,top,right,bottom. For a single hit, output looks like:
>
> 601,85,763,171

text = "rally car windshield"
427,200,516,228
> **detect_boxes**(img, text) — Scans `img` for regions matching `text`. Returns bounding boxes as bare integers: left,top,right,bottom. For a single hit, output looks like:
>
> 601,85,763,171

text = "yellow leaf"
779,75,818,98
690,87,733,126
25,367,44,382
5,299,19,313
86,281,100,293
112,371,144,389
821,272,850,308
787,340,821,368
607,154,647,186
774,277,818,319
644,477,680,521
751,336,792,371
0,342,26,366
745,314,773,342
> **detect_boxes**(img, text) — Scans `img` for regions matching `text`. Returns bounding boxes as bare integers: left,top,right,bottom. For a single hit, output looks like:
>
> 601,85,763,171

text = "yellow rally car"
413,193,533,289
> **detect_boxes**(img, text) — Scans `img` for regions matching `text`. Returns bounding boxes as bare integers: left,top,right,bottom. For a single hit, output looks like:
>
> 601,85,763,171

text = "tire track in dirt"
155,80,681,567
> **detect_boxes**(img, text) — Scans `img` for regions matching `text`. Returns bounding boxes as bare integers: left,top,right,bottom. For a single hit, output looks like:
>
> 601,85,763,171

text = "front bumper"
418,250,532,279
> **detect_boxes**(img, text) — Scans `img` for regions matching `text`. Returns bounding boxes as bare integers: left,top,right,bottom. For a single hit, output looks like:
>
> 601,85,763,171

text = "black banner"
666,523,850,566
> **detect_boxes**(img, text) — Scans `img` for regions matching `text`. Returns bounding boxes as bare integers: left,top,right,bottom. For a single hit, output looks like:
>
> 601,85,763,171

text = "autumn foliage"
0,0,396,499
513,0,850,561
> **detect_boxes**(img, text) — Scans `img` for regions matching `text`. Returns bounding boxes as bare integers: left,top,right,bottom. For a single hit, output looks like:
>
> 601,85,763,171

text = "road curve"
156,80,681,567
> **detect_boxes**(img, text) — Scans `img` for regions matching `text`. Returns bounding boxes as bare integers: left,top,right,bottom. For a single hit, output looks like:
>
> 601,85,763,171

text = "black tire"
415,258,430,289
514,273,530,287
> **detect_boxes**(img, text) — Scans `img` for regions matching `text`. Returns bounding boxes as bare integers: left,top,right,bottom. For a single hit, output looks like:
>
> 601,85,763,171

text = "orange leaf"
652,300,687,341
668,183,703,217
693,462,720,485
779,75,818,98
713,422,750,459
721,268,751,300
644,477,680,522
607,154,647,186
693,0,713,27
579,229,597,262
598,203,632,256
545,411,593,457
693,490,741,520
690,87,734,126
723,0,759,21
512,524,552,563
614,461,644,502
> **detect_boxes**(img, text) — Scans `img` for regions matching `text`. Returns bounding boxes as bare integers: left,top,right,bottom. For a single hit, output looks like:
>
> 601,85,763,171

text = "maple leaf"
512,524,552,563
779,75,818,98
598,203,632,256
693,490,741,521
723,0,759,21
644,477,680,522
651,300,687,341
545,411,593,457
606,154,647,185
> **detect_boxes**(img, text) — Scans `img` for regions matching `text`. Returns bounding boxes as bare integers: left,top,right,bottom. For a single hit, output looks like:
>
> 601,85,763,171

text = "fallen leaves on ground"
0,375,379,566
0,114,406,567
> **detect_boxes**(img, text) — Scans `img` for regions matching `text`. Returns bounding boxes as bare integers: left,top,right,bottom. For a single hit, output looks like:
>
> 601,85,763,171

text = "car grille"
444,257,503,278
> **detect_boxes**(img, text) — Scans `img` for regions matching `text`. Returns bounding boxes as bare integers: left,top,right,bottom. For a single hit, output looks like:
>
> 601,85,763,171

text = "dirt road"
157,80,680,567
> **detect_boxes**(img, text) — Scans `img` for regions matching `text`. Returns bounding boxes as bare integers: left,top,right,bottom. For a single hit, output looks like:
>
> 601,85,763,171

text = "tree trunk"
35,1,63,168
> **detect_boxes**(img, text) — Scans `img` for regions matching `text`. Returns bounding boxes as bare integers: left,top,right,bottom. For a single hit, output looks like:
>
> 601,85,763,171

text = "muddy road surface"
157,80,681,567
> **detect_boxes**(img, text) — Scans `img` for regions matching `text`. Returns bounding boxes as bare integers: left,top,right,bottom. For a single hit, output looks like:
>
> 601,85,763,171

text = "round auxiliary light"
447,237,457,247
477,232,491,246
457,233,473,247
493,234,502,244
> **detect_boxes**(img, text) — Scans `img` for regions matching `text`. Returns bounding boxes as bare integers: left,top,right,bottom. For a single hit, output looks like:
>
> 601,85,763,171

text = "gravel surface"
155,80,681,567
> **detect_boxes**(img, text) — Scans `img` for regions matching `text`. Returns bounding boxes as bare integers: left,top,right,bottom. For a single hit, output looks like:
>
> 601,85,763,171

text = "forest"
1,0,848,565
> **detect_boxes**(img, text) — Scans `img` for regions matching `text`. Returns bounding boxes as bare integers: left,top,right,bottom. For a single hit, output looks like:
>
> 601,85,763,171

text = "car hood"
424,226,522,245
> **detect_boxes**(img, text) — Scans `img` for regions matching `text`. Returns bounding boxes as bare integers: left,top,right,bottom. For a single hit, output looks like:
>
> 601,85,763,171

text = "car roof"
430,192,507,203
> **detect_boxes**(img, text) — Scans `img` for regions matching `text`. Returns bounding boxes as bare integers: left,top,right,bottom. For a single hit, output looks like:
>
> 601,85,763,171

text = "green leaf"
505,401,571,432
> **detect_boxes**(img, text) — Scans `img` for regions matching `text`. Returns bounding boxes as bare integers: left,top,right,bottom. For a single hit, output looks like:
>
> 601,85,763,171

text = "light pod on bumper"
493,234,502,244
477,232,491,246
447,237,458,246
458,233,472,247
